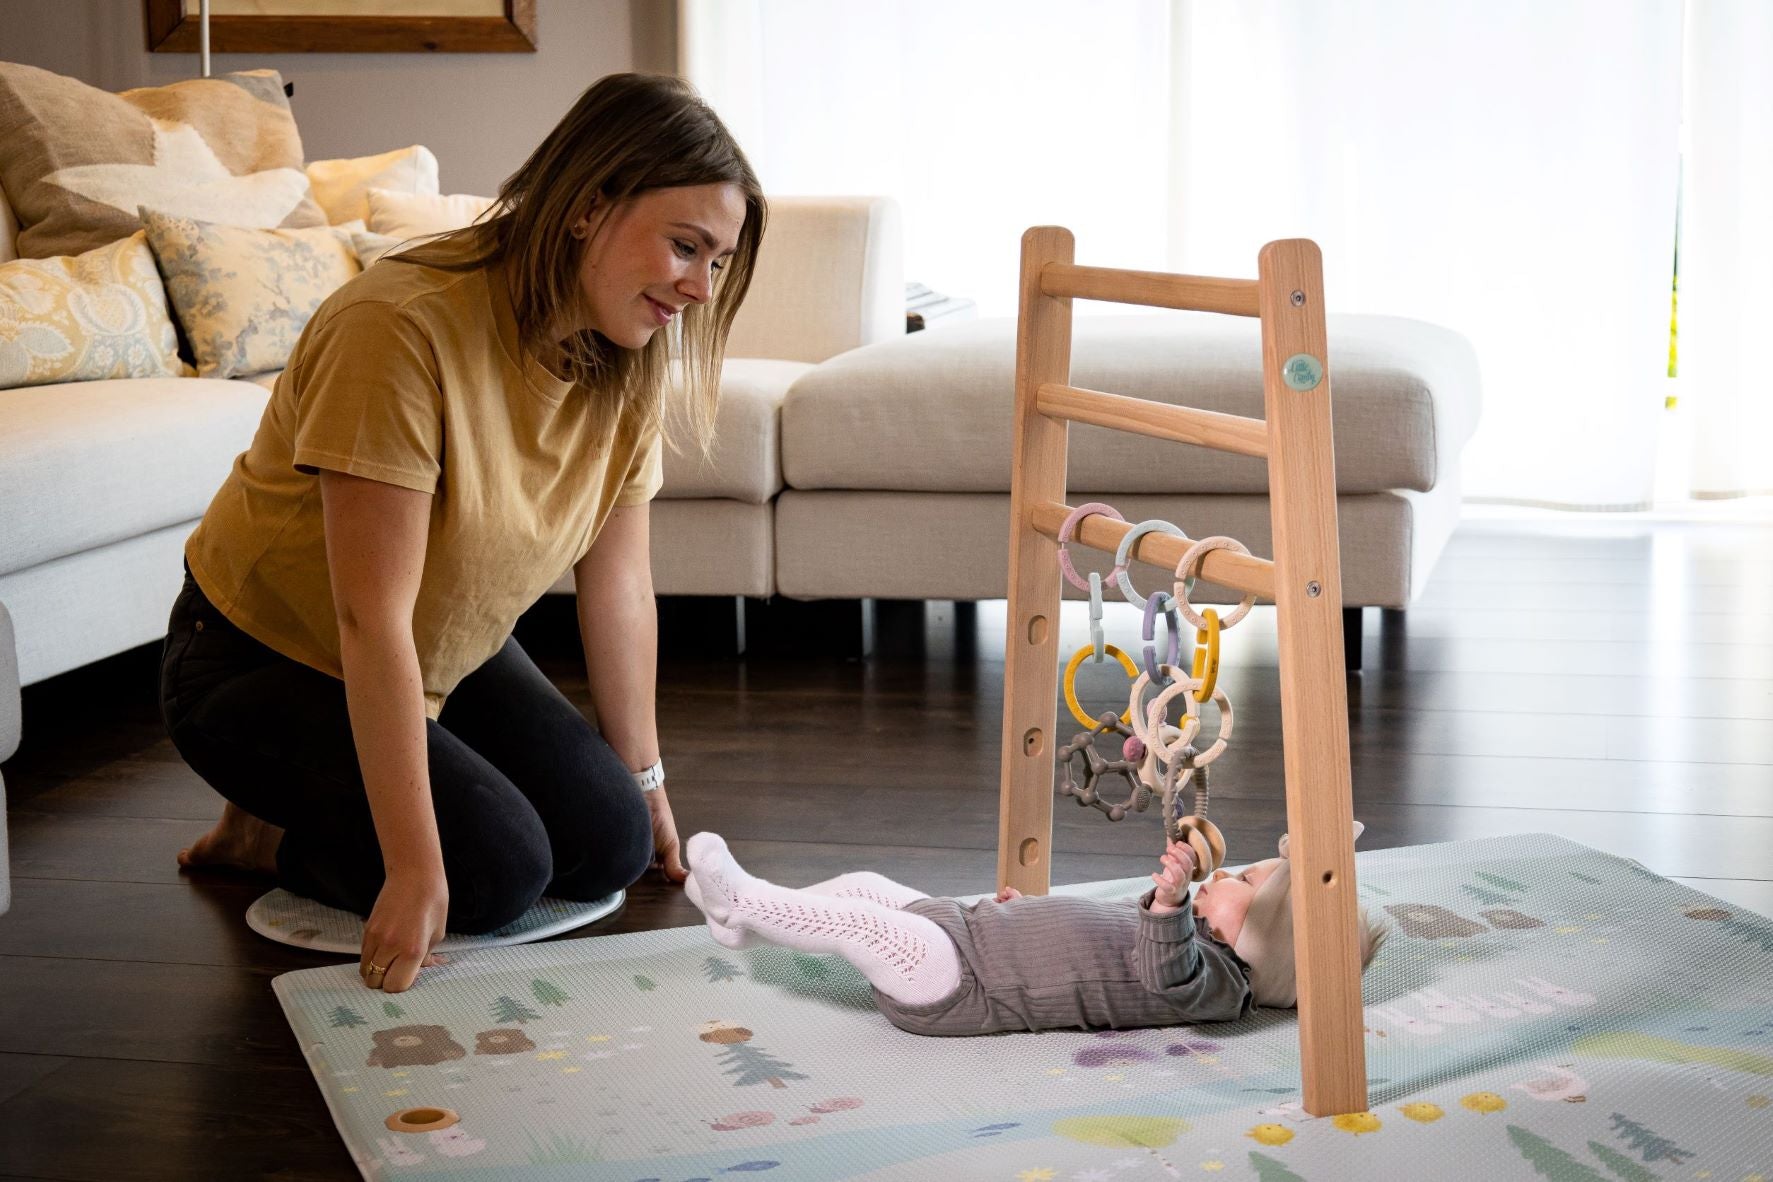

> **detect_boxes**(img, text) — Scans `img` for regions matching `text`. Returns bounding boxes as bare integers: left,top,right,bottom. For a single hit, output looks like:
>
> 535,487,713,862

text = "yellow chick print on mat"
1398,1102,1445,1123
1246,1123,1294,1146
1461,1091,1508,1113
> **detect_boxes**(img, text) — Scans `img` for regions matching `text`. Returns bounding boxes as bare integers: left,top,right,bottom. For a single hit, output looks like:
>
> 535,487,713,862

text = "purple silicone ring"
1141,590,1182,684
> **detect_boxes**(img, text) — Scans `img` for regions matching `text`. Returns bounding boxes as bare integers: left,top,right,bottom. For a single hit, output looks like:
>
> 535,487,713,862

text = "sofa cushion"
306,146,439,226
0,64,325,260
659,358,810,504
0,231,192,388
141,210,361,379
0,377,266,574
782,313,1481,496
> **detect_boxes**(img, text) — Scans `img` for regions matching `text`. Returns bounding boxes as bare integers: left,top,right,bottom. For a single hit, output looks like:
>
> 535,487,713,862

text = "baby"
683,828,1387,1036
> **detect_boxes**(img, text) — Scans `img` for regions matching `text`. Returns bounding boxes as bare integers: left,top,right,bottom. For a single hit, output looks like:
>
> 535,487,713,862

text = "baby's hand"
1149,840,1198,912
994,885,1023,903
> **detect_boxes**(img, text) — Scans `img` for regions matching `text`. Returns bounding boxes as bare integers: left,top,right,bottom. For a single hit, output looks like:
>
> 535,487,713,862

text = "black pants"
159,571,651,933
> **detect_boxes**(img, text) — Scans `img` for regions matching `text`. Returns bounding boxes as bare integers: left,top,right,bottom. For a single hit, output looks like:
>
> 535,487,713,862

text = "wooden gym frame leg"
997,227,1075,897
1258,239,1367,1116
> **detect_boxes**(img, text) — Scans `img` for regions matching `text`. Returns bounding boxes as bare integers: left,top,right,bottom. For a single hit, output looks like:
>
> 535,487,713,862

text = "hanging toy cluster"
1053,503,1257,882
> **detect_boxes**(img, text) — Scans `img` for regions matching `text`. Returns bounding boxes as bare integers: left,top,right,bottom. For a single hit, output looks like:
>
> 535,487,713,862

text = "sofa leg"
1343,607,1363,674
745,597,876,660
655,595,748,659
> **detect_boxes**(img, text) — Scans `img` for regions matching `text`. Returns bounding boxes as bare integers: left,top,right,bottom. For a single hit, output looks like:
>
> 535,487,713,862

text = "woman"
161,73,765,994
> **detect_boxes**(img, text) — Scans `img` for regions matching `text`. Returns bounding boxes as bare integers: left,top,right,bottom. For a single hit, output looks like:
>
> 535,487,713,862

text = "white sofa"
0,166,1483,913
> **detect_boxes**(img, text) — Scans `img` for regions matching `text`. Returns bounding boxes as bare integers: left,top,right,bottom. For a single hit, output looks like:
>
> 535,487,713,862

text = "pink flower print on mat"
708,1110,776,1131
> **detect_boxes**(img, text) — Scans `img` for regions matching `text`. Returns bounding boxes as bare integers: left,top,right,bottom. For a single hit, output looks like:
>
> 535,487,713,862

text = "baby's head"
1194,828,1389,1009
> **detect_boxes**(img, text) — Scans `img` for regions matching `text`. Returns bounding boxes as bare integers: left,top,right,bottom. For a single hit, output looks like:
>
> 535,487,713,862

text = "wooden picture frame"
144,0,537,54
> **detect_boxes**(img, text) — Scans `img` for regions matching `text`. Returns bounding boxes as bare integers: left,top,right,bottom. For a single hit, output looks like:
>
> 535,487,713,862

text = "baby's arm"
1147,840,1199,915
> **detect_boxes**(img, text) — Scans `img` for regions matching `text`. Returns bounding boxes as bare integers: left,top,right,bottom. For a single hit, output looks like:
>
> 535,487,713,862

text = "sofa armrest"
0,601,17,763
724,196,904,364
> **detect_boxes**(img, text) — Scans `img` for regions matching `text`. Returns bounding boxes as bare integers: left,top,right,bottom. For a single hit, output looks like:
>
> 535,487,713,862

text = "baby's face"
1193,857,1284,946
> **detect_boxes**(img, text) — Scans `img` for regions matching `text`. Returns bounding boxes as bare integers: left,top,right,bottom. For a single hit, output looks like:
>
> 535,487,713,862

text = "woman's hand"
647,786,688,883
360,866,449,993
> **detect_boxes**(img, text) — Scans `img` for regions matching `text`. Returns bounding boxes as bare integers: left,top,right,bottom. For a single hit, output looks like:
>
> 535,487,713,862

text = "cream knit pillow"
366,188,497,240
305,146,440,225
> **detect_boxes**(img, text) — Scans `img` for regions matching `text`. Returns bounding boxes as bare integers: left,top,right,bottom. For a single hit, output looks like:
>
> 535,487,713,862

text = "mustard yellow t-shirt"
186,251,663,719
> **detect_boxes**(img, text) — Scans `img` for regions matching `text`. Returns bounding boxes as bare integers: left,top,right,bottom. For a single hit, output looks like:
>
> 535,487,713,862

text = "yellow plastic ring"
1191,608,1221,703
1063,643,1139,730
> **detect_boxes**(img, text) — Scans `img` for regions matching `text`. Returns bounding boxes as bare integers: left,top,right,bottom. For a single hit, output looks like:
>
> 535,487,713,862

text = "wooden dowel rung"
1038,383,1269,459
1040,263,1261,317
1030,501,1277,601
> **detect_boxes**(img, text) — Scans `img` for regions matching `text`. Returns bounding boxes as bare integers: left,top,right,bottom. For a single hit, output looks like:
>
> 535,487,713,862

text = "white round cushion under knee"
245,888,624,953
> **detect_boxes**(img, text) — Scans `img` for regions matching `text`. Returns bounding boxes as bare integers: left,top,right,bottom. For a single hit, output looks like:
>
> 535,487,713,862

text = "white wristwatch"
631,759,665,793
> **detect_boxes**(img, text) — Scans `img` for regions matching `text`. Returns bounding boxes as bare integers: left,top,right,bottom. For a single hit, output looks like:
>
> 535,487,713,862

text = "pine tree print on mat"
1506,1126,1610,1181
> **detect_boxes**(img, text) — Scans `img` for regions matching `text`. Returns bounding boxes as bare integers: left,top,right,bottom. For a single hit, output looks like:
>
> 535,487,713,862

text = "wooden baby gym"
995,227,1366,1116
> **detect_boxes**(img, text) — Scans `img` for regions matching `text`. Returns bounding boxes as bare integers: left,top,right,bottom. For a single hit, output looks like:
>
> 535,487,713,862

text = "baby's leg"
685,833,960,1006
801,870,930,910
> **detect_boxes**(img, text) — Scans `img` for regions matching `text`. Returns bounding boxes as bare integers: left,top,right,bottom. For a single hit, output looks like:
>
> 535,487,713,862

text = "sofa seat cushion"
782,313,1481,496
0,376,267,574
659,358,810,504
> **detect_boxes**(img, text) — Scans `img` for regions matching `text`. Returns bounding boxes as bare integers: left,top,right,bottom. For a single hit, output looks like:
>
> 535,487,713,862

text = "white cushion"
660,359,811,503
0,377,267,573
366,188,496,239
305,145,439,226
726,196,904,364
782,313,1482,496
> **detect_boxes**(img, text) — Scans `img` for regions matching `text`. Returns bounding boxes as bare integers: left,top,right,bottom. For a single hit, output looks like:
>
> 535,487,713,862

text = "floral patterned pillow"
140,207,361,379
0,230,193,389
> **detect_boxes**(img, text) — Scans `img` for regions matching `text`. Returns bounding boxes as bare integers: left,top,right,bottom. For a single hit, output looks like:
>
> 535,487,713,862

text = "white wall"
2,0,676,196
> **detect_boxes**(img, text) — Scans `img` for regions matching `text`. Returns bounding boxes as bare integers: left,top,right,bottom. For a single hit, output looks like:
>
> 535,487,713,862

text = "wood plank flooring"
1,514,1770,1179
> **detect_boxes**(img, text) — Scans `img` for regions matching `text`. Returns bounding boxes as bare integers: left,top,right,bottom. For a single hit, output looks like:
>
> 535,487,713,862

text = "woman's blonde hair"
400,72,765,455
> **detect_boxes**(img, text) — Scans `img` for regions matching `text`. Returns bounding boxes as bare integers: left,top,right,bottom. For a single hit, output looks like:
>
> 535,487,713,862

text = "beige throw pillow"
366,188,497,240
0,230,193,389
306,145,440,226
0,63,326,260
141,209,359,379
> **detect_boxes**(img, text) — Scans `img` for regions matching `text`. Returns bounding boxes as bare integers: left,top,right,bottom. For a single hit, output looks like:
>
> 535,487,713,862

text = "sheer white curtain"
682,1,1688,507
1680,0,1773,499
679,0,1175,319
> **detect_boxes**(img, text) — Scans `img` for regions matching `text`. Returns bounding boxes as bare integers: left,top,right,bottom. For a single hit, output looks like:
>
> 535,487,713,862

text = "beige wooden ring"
1142,675,1218,764
1174,815,1226,880
1172,536,1257,630
1126,665,1199,748
385,1106,459,1133
1181,684,1234,767
1139,724,1194,795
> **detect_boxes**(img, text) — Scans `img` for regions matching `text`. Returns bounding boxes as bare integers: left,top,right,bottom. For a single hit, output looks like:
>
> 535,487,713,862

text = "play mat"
273,833,1773,1180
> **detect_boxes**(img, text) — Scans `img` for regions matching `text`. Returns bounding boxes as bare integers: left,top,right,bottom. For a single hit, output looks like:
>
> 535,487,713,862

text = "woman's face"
1193,856,1283,947
573,182,747,348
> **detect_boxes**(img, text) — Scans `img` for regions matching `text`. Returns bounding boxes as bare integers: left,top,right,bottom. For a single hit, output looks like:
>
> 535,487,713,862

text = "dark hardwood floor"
1,513,1770,1180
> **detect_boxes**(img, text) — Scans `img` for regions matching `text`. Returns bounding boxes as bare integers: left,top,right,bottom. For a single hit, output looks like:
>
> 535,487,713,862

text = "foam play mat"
273,834,1773,1180
249,889,625,954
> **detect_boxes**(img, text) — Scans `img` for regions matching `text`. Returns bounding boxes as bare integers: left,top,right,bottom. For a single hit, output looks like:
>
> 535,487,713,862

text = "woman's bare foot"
177,802,283,876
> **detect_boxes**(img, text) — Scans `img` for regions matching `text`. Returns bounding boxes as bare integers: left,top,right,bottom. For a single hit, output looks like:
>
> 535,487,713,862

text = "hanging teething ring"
1143,677,1234,766
1057,503,1127,592
1126,664,1200,749
1172,815,1226,881
1063,643,1139,729
1190,607,1221,703
1172,536,1258,630
1114,519,1188,612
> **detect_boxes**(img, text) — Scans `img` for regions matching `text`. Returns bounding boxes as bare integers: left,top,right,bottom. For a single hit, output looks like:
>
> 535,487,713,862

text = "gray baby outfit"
872,890,1254,1036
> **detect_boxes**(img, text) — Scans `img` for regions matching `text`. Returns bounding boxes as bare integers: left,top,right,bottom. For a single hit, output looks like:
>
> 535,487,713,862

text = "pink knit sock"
685,833,962,1006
